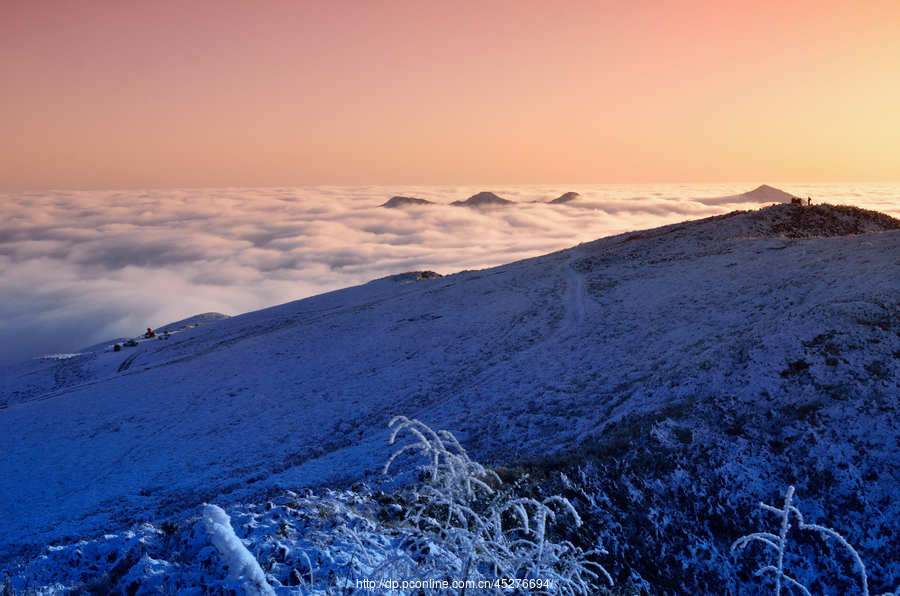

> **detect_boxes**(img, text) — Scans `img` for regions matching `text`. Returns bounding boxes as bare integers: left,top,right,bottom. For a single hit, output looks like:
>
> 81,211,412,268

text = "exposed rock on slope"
388,270,443,282
754,202,900,237
615,202,900,244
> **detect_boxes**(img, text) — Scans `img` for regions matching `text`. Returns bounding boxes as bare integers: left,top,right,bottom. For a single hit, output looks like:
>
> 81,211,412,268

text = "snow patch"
36,353,84,361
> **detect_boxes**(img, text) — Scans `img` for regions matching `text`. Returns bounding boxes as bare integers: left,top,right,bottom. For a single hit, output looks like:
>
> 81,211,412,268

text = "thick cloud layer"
2,184,897,366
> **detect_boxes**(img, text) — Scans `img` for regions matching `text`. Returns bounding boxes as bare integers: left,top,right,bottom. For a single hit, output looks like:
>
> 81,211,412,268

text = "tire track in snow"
117,351,142,373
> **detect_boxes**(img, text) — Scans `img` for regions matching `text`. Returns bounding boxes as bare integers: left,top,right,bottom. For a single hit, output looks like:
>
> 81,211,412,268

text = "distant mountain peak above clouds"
451,191,513,207
741,184,799,203
695,184,800,206
548,191,581,204
380,196,436,208
380,190,584,208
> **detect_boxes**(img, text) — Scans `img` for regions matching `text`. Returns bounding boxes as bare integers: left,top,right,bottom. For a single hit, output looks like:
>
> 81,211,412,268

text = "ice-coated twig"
733,485,899,596
385,415,499,500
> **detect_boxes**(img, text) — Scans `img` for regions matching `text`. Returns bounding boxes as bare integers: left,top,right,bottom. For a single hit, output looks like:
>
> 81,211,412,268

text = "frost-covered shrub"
369,416,611,595
733,485,900,596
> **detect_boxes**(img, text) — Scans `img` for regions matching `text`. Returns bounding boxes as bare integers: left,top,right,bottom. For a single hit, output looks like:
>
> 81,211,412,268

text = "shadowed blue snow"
1,183,897,365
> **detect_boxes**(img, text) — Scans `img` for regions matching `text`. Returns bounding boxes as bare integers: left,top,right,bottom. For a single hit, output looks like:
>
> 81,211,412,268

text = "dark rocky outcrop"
389,271,443,282
756,203,900,238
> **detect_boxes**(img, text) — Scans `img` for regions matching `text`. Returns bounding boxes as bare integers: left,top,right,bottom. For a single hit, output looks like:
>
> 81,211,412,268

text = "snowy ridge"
1,203,899,594
156,312,231,331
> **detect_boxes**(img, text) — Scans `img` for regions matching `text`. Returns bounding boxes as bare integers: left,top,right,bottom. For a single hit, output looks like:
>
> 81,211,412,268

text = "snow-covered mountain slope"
1,203,899,575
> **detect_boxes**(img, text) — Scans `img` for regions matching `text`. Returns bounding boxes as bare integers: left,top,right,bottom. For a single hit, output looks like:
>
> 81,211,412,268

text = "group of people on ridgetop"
114,324,205,352
113,326,177,352
790,197,813,206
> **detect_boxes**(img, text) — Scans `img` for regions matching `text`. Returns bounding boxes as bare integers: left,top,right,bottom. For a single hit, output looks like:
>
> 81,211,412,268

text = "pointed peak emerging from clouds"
548,191,581,204
740,184,798,203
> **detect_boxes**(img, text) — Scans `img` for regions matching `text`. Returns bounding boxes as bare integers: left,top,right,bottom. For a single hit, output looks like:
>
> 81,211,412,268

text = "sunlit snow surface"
2,183,898,365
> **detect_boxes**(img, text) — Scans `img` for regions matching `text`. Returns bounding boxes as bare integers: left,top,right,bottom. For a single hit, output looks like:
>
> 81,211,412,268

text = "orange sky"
2,0,899,191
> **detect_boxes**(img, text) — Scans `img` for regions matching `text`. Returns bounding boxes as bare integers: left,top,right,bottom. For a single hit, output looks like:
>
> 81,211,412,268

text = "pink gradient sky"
2,0,899,191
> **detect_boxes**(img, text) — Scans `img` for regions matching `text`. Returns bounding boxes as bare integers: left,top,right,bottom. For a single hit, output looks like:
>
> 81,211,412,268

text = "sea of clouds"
2,183,898,366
